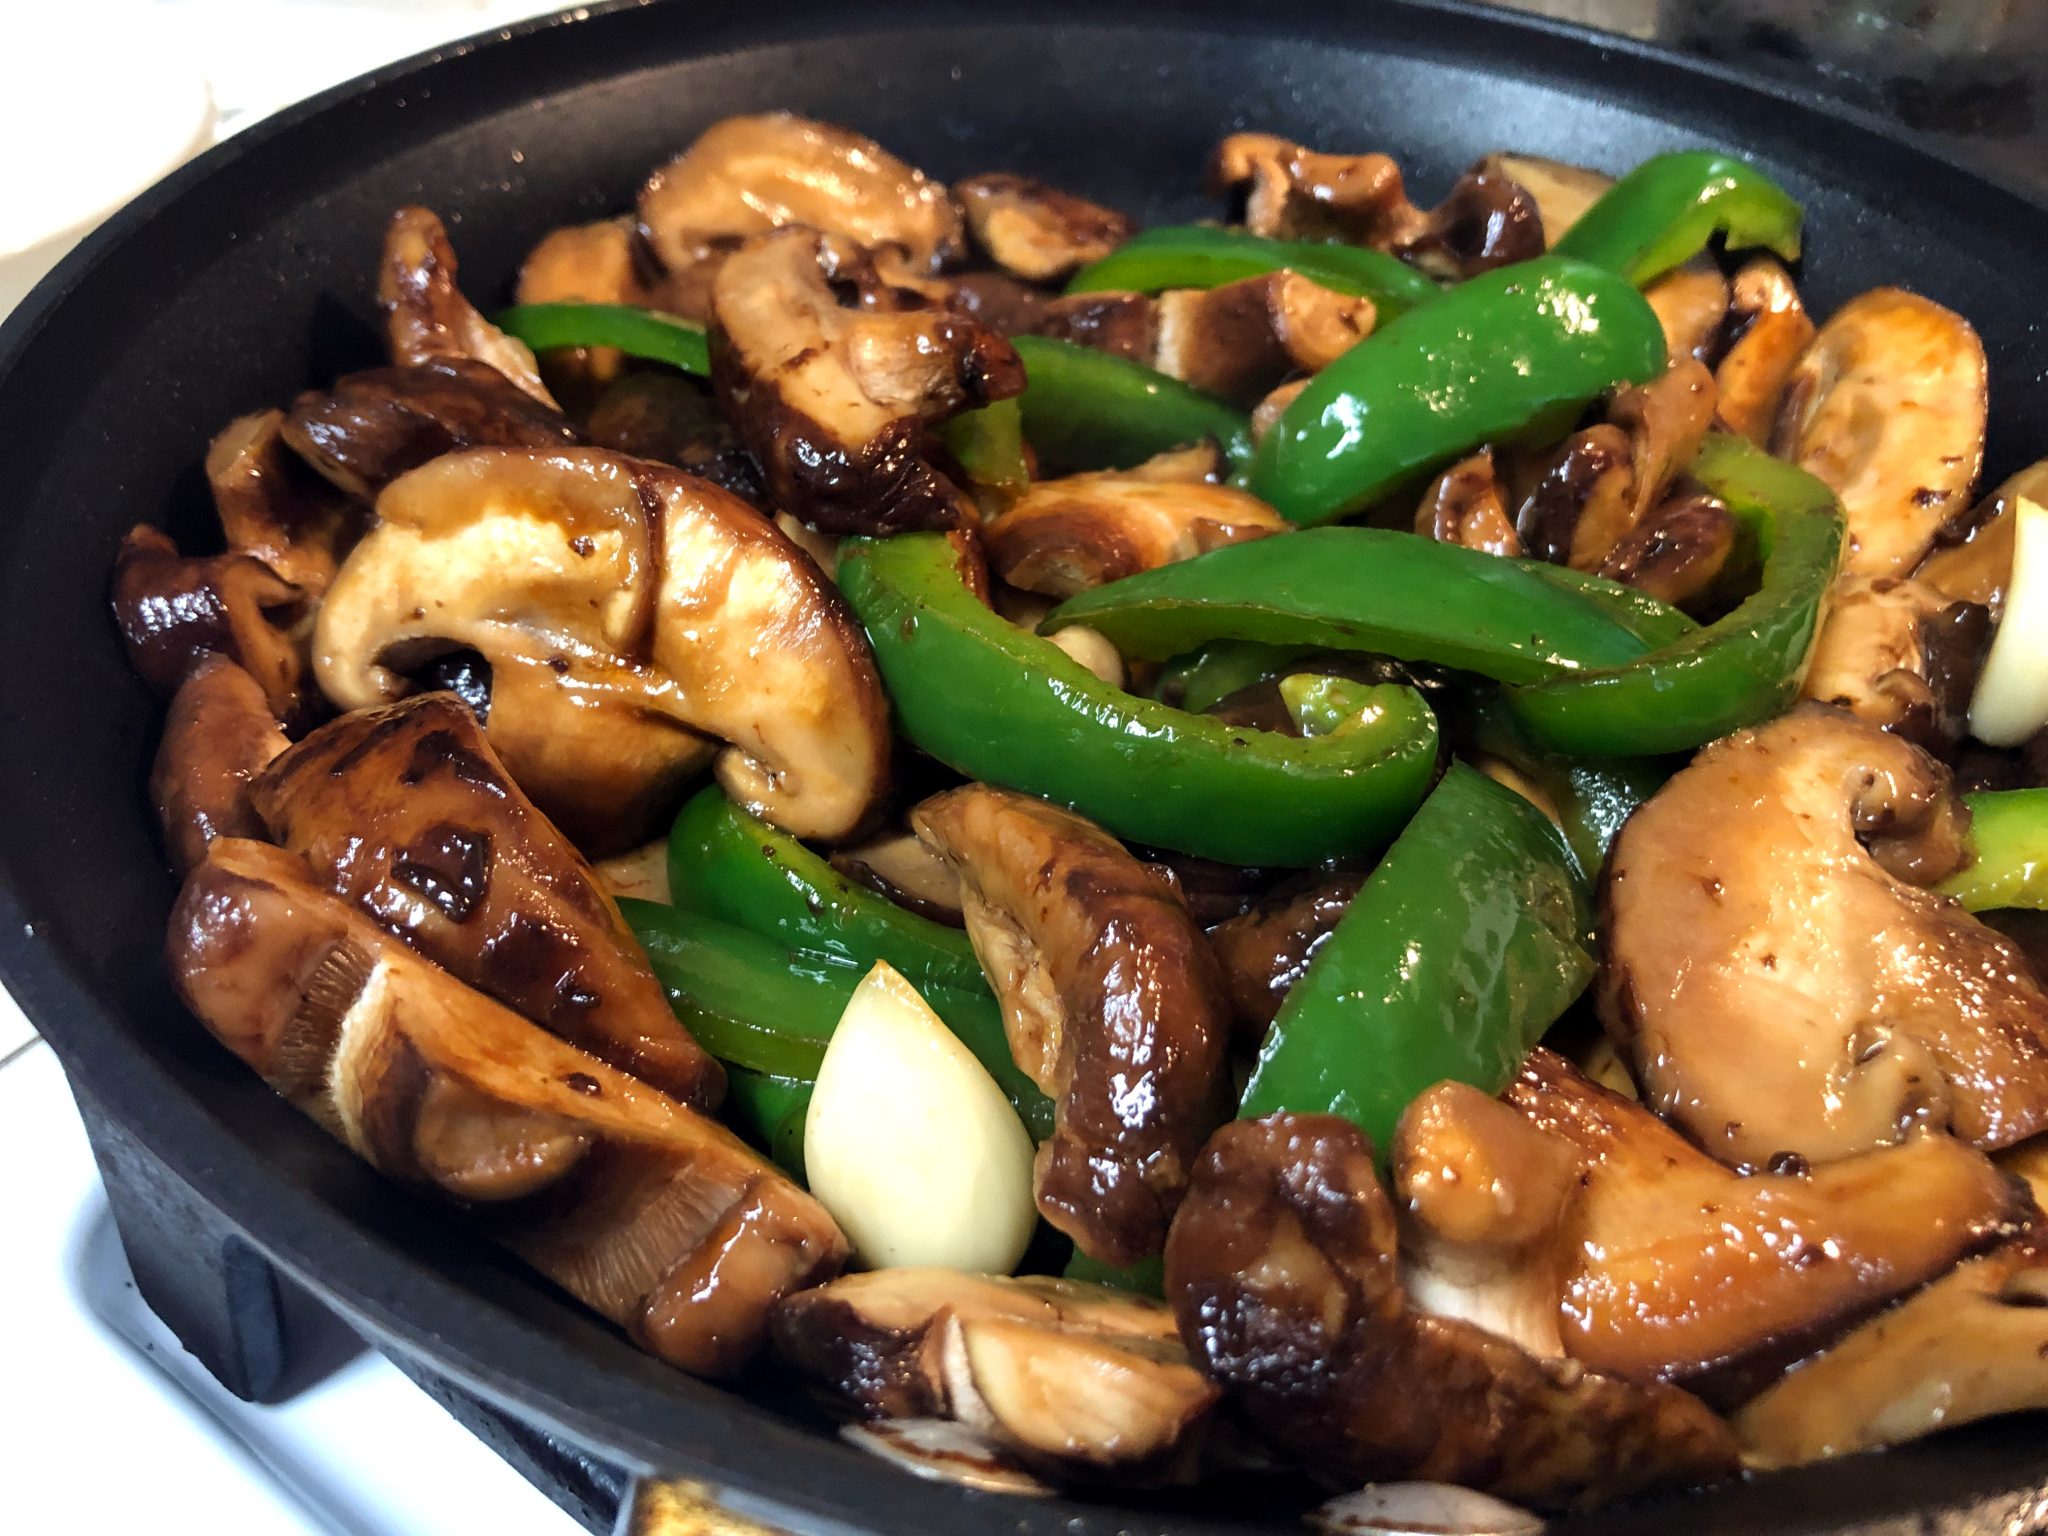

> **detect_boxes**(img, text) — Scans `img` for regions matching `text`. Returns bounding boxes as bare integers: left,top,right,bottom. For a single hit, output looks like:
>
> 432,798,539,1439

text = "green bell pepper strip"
1501,433,1844,757
1065,225,1441,320
1044,527,1654,685
1466,699,1672,881
1517,563,1700,650
837,533,1441,867
1010,336,1254,474
622,899,1054,1139
1553,151,1804,288
492,302,710,375
1941,791,2048,912
722,1066,813,1180
1062,1250,1167,1297
934,397,1030,496
664,786,985,994
1237,763,1595,1158
1154,639,1310,714
1248,256,1668,527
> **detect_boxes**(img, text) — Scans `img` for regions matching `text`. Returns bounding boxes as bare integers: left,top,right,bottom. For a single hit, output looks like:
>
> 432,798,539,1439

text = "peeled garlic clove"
804,961,1037,1273
1970,497,2048,746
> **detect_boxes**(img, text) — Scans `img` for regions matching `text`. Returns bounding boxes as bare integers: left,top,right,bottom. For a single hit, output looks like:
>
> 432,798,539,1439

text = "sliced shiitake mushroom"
1206,872,1364,1040
1154,272,1376,405
1601,705,2048,1166
1800,575,1992,749
1513,425,1635,567
282,357,580,504
1714,257,1814,445
110,524,310,722
1591,492,1738,609
1414,450,1521,557
150,654,288,876
1773,288,1988,581
913,786,1232,1264
1487,1049,2022,1386
1472,153,1613,246
1034,290,1160,363
775,1268,1212,1483
251,693,724,1108
711,228,1024,535
1916,459,2048,617
985,463,1286,598
639,113,964,299
1642,259,1731,366
206,408,362,598
1732,1235,2048,1467
955,173,1134,282
1164,1112,1739,1511
380,206,556,407
582,371,765,510
169,837,845,1376
314,447,890,850
513,216,661,395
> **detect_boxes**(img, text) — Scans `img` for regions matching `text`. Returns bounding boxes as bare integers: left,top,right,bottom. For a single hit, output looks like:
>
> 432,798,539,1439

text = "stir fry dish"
112,111,2048,1518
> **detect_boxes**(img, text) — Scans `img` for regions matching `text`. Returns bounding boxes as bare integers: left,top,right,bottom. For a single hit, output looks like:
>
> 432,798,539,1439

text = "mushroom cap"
150,653,288,877
1714,257,1814,445
313,446,889,846
1206,872,1364,1040
168,837,845,1376
985,468,1285,599
1163,1111,1738,1511
379,205,557,408
251,692,725,1108
639,113,964,279
955,173,1133,283
1153,271,1377,406
1600,704,2048,1165
1773,287,1987,581
912,785,1232,1265
1592,492,1738,610
1415,449,1520,557
710,227,1024,536
206,407,362,598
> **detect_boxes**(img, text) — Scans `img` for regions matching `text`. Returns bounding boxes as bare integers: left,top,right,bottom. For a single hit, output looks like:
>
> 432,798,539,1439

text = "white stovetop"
4,5,593,1532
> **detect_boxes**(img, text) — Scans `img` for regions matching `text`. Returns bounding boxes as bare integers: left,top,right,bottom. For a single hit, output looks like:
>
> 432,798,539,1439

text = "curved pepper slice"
1044,526,1654,685
1518,562,1700,649
1156,638,1309,714
1236,763,1594,1158
1249,256,1667,526
1467,699,1674,881
1553,150,1804,288
933,396,1030,497
665,786,984,995
722,1066,813,1179
1010,335,1254,474
1502,433,1844,757
493,301,710,375
623,898,1053,1140
836,532,1440,866
1065,224,1441,320
1942,790,2048,912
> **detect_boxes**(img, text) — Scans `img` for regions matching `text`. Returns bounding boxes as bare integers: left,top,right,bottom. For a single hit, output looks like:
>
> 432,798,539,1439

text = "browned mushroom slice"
775,1268,1211,1482
582,371,764,509
1714,257,1814,444
380,206,556,407
1512,425,1635,568
1611,357,1718,523
1415,450,1520,557
639,113,963,289
711,228,1024,535
111,524,309,721
1773,288,1988,580
1732,1235,2048,1467
985,466,1285,598
1164,1112,1739,1511
151,654,289,876
314,447,889,846
913,786,1231,1263
1153,273,1375,406
1494,1049,2024,1386
514,216,658,394
1396,170,1545,280
169,837,846,1375
1206,872,1364,1040
251,693,725,1108
282,357,580,503
1251,378,1310,446
1601,705,2048,1166
1642,259,1731,365
1034,290,1160,363
1916,459,2048,617
1592,493,1738,609
206,409,362,597
591,840,671,904
1471,153,1613,246
1800,575,1991,749
955,173,1133,282
831,828,966,926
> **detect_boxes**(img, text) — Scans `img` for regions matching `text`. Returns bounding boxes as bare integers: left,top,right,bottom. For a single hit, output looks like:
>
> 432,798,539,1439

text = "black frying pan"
5,3,2047,1532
